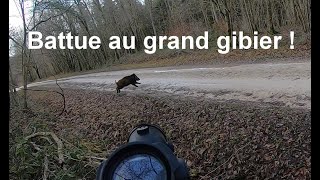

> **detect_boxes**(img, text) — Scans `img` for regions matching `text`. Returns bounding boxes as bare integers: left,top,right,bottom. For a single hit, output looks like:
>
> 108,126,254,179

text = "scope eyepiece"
96,123,190,180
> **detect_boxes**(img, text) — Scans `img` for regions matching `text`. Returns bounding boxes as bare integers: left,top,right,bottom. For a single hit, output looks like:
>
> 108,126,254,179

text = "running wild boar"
115,74,141,93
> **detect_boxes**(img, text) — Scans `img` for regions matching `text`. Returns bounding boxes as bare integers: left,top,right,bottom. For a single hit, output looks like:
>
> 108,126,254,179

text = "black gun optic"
96,123,190,180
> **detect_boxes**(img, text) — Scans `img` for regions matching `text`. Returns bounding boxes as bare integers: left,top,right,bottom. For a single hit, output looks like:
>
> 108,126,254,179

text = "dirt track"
25,58,311,109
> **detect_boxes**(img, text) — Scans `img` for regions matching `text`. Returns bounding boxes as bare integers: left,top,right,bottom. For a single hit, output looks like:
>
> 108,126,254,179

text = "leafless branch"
9,35,23,48
52,74,66,116
24,88,66,116
29,5,73,31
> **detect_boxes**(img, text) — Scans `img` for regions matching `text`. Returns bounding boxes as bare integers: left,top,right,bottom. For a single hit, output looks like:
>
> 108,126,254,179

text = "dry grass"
9,96,106,180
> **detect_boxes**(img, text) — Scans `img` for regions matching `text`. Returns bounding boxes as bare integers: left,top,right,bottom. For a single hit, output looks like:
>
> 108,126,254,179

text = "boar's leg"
132,83,138,87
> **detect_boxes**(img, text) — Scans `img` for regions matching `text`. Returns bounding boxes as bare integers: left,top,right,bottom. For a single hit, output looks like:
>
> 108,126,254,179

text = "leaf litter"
26,88,311,179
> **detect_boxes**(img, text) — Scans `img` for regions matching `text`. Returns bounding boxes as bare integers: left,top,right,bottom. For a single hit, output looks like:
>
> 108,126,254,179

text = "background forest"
9,0,311,85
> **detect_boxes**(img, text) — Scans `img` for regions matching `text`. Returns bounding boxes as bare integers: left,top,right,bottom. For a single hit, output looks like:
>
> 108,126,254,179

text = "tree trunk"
210,1,218,23
147,0,157,36
20,0,28,109
246,0,255,32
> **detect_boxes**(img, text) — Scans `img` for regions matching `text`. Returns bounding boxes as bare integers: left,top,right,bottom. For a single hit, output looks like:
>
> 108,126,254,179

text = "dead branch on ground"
25,132,64,165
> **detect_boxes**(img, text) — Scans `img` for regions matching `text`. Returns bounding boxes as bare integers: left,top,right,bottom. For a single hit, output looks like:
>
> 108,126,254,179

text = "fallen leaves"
26,88,311,179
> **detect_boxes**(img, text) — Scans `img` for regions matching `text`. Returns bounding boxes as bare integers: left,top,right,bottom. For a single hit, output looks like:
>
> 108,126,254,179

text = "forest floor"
10,87,311,179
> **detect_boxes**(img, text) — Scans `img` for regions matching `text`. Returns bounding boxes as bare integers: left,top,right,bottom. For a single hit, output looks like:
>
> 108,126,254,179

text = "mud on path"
28,87,311,179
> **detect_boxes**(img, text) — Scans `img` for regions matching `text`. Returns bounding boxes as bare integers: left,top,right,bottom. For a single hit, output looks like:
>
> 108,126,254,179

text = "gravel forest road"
24,59,311,109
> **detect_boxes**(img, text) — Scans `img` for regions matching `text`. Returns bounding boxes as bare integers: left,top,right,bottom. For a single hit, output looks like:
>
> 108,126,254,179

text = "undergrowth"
9,95,105,180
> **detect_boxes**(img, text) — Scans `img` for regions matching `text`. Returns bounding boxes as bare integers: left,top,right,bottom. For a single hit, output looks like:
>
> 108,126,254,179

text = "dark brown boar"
115,74,141,93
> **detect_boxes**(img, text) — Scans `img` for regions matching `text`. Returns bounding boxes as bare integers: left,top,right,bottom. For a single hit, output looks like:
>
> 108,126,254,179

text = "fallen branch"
39,136,53,145
30,141,42,151
43,155,49,180
85,156,106,161
25,132,64,165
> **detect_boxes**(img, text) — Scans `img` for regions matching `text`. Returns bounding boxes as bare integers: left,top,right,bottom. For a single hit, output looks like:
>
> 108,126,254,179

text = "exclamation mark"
290,31,295,49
